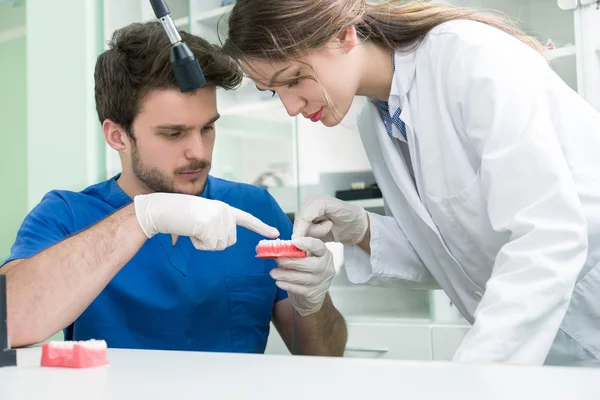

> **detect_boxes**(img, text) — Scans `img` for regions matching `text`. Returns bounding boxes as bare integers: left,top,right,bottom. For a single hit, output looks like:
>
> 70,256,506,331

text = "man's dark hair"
95,22,242,139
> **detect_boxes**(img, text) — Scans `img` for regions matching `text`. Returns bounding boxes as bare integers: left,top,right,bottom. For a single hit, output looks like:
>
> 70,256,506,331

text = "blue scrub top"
2,175,291,353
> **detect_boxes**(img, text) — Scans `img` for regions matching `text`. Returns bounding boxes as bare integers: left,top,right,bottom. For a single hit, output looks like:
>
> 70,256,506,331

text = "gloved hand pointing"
134,192,279,250
293,195,368,246
270,237,335,316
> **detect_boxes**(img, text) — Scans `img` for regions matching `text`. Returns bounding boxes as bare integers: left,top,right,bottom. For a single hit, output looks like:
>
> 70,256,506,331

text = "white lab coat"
344,20,600,366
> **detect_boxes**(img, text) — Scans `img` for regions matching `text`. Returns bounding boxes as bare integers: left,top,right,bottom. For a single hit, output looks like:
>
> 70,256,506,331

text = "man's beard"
130,144,210,196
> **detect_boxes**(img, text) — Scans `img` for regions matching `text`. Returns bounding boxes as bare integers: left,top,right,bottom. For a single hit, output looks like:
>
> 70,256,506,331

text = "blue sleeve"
1,192,74,267
265,191,293,303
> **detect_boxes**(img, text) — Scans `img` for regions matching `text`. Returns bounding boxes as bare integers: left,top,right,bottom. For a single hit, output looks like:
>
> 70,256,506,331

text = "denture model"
256,239,307,258
40,339,109,368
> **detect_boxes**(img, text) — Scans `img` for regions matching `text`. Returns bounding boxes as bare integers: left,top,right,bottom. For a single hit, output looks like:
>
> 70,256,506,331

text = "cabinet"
103,0,600,361
442,0,600,108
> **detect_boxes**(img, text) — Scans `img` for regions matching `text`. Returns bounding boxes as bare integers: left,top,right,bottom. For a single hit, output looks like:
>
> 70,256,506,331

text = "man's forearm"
291,294,347,356
1,204,147,347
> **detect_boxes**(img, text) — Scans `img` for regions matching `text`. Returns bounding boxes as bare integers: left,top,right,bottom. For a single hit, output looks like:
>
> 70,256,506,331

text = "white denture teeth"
47,339,107,349
48,341,74,349
258,239,292,248
79,339,108,349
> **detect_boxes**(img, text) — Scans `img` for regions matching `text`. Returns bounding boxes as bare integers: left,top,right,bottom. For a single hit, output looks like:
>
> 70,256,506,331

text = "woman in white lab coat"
224,0,600,366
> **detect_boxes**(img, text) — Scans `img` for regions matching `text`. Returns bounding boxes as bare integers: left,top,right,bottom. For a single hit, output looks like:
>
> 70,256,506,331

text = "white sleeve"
433,28,588,364
343,211,439,289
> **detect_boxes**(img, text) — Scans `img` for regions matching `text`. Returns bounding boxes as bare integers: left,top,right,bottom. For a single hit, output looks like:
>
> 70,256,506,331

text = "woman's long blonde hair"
223,0,543,64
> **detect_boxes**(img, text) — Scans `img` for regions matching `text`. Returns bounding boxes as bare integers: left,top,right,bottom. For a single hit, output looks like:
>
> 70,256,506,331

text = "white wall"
0,4,27,259
26,0,105,208
576,2,600,110
296,97,372,186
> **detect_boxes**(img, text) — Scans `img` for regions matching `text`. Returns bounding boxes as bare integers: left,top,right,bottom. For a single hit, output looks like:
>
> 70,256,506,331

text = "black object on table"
335,183,382,201
0,274,16,367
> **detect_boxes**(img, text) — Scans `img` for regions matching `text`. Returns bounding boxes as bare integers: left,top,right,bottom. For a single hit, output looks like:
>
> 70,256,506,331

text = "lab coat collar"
386,49,417,141
363,101,437,232
364,48,436,230
390,49,417,101
373,49,416,141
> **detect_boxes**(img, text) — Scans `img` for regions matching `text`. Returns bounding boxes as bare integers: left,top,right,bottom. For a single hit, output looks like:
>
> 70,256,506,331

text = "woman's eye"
287,71,301,89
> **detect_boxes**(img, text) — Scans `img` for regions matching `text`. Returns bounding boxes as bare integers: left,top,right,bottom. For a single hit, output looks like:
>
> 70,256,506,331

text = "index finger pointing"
233,207,280,238
292,217,311,239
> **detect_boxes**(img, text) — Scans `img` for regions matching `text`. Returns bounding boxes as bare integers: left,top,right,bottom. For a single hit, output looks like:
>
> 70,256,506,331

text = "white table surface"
1,347,599,399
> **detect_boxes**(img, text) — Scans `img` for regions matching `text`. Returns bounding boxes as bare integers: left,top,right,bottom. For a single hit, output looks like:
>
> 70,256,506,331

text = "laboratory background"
1,0,600,362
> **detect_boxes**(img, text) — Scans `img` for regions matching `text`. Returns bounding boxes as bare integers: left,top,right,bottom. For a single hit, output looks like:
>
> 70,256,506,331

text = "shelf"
345,198,384,209
0,25,25,43
328,285,431,323
140,13,189,29
172,16,189,29
544,45,576,61
343,315,433,325
219,98,283,116
139,5,231,31
216,127,290,142
192,5,233,25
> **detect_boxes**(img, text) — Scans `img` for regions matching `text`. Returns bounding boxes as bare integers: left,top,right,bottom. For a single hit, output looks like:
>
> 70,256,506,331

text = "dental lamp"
149,0,206,92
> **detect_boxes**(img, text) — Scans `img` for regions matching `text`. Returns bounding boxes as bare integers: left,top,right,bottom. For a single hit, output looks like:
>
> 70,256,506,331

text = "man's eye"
167,132,181,138
202,125,215,133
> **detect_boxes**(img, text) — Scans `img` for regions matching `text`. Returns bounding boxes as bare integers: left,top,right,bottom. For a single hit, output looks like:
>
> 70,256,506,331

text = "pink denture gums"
40,339,109,368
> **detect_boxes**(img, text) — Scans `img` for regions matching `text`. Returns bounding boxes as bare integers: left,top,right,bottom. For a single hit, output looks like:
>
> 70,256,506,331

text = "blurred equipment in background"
253,171,285,189
0,0,22,6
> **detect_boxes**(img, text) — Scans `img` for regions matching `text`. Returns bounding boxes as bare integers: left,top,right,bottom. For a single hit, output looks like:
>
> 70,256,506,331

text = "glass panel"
213,103,300,215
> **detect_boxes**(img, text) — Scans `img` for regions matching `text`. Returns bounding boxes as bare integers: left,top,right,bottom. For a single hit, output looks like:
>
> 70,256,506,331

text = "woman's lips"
306,107,324,122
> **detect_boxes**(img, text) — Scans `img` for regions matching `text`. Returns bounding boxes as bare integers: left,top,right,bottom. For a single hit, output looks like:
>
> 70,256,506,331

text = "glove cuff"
133,195,156,238
289,294,325,316
352,209,369,245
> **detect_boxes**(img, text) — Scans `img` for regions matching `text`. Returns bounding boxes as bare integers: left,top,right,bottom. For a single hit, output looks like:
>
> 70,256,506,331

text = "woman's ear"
338,25,359,54
102,119,129,152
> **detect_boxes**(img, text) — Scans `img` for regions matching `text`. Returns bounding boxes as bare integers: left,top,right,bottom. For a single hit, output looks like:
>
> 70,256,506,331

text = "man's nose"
185,132,208,160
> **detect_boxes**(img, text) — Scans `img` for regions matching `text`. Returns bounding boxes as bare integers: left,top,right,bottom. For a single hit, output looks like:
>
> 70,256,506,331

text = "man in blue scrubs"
0,22,347,355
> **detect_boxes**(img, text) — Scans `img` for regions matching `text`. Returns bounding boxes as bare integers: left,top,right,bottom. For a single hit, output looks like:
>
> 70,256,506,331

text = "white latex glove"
133,192,279,250
270,237,335,316
292,195,368,245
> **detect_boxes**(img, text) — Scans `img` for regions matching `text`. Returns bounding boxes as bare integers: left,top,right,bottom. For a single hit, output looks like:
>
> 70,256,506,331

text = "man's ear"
337,25,359,54
102,119,130,151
